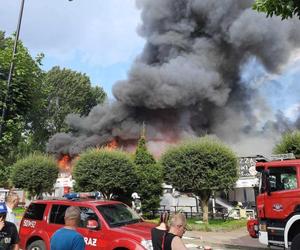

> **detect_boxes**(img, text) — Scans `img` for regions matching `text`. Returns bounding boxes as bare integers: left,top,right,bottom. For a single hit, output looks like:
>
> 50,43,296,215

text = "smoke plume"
47,0,300,157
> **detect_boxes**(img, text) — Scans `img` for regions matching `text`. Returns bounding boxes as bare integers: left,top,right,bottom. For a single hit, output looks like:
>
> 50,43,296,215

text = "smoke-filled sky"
2,0,300,157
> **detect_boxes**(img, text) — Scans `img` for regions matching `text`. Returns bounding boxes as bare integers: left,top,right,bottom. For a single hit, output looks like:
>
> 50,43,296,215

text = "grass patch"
145,218,159,224
145,217,247,232
187,218,247,232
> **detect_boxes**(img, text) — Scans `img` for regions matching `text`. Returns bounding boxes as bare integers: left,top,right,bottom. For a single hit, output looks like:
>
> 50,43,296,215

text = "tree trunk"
199,190,211,224
201,199,209,223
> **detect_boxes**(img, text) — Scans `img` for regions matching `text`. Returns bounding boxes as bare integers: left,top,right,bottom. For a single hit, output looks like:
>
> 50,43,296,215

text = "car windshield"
97,203,141,228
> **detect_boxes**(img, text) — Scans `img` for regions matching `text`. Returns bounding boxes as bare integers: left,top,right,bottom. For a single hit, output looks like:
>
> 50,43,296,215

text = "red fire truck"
255,154,300,249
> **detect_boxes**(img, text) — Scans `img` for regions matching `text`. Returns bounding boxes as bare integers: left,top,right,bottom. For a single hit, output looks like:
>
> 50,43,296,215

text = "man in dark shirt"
0,202,19,250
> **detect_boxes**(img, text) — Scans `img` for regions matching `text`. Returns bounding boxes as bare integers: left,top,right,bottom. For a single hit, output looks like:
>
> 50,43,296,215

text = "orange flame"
58,155,71,171
106,139,118,151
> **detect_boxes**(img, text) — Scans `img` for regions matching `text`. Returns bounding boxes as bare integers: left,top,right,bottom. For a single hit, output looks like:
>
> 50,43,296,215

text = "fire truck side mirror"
264,169,271,196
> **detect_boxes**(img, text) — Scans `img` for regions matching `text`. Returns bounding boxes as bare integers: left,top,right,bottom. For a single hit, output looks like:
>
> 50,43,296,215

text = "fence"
153,205,229,219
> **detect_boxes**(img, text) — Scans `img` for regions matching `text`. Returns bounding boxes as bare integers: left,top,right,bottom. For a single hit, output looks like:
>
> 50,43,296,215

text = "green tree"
134,136,156,165
0,158,11,187
85,86,107,115
273,130,300,158
11,153,58,198
73,149,137,201
161,136,238,223
44,66,106,135
253,0,300,20
134,136,163,216
0,33,44,164
0,31,5,49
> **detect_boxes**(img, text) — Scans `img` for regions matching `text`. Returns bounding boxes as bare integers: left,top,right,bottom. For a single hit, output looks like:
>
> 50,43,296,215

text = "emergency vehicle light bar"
270,153,295,161
63,192,102,200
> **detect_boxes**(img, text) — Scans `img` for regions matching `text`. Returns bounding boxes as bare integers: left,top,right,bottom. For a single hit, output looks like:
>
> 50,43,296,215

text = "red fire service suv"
19,194,155,250
254,154,300,249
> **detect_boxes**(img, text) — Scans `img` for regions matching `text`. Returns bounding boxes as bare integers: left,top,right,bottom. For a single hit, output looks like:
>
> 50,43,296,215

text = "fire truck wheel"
291,233,300,250
27,240,46,250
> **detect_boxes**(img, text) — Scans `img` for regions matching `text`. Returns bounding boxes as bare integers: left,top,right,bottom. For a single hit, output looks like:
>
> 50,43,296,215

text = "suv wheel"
291,233,300,250
27,240,46,250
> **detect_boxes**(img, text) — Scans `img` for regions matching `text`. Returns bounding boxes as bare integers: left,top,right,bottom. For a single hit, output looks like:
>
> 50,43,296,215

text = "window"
49,205,69,225
49,205,100,229
24,203,46,220
97,203,141,228
268,167,297,192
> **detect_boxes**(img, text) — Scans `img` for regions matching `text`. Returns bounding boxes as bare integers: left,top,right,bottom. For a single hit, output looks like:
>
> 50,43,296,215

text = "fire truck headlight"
260,223,267,232
141,239,153,250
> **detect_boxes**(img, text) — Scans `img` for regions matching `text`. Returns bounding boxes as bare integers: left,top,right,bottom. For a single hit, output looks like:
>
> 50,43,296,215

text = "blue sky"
241,54,300,121
0,0,145,97
1,0,300,120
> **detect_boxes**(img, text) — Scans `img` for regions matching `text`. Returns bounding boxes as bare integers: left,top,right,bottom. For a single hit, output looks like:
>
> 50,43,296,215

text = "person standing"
151,212,169,250
50,206,85,250
163,213,187,250
5,192,19,224
0,203,19,250
131,192,142,215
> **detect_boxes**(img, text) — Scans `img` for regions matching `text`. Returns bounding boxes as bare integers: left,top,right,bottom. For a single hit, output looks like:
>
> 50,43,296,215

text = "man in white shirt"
5,192,19,224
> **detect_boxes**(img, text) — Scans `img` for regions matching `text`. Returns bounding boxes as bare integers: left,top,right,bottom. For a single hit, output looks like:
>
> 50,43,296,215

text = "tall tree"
43,66,106,135
134,136,163,216
134,136,156,165
253,0,300,19
161,136,238,223
273,130,300,158
0,159,10,188
11,153,58,199
0,32,44,164
0,31,5,49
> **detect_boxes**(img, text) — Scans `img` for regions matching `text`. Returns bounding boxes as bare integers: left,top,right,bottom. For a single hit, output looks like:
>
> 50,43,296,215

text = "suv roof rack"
270,153,296,161
45,196,68,200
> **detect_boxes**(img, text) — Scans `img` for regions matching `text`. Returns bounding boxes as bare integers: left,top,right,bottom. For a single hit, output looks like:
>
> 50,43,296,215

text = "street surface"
183,228,270,250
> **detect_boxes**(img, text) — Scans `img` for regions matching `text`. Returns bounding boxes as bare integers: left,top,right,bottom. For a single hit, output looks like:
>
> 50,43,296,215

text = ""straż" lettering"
84,237,97,246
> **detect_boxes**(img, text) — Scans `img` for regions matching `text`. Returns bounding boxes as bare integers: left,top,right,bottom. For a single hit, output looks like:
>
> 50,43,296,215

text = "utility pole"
0,0,26,139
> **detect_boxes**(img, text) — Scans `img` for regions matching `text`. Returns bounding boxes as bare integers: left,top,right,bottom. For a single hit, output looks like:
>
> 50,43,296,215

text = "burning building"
47,0,300,158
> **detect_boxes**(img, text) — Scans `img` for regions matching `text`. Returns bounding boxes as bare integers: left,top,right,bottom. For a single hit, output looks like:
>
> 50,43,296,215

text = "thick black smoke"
47,0,300,157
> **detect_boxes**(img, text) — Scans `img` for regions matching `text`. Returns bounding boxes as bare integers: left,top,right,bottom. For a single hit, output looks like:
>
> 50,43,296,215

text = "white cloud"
285,103,300,121
0,0,145,67
287,49,300,66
